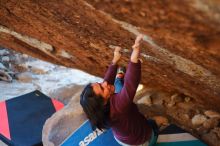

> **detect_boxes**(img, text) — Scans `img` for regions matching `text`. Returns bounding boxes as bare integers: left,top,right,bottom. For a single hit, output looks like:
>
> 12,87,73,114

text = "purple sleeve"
114,60,141,112
104,64,118,85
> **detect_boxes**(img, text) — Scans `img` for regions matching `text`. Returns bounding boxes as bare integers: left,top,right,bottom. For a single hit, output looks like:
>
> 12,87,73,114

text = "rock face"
42,86,87,146
192,114,207,126
0,0,220,136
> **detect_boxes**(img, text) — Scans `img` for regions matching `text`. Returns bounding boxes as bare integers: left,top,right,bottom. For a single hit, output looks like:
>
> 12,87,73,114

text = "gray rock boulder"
15,72,36,83
0,49,9,56
0,69,12,82
0,63,7,70
204,110,220,119
2,56,10,62
48,84,83,105
137,94,152,106
42,87,87,146
203,118,219,130
192,114,207,126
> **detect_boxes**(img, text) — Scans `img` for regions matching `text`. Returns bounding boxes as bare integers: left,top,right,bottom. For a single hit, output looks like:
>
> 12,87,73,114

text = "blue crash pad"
61,121,207,146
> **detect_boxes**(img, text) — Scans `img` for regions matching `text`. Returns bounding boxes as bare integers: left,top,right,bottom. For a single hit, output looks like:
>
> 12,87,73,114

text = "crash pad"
0,90,64,146
61,121,207,146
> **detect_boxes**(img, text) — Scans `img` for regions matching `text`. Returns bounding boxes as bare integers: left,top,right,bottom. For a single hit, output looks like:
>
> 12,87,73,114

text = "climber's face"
91,81,115,102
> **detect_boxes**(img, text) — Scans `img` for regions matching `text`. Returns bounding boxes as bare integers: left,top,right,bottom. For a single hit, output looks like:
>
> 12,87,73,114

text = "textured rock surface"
204,110,220,119
48,84,84,105
1,1,220,145
42,86,87,146
1,0,220,113
192,114,207,126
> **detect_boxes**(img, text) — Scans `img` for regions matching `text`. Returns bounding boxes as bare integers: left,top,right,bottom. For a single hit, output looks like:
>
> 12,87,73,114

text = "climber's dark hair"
80,83,110,131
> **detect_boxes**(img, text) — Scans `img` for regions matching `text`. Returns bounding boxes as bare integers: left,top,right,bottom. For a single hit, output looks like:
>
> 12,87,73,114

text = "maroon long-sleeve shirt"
104,61,152,145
